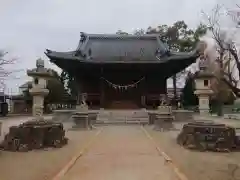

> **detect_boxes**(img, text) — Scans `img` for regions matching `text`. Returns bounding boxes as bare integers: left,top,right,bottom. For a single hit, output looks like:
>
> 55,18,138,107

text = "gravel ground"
0,117,97,180
145,121,240,180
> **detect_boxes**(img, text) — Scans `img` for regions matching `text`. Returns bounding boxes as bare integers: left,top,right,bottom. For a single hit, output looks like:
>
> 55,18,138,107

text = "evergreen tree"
181,72,198,106
147,21,207,105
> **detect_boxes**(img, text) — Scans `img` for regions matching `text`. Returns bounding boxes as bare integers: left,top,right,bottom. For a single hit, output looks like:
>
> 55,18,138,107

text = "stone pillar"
27,58,53,120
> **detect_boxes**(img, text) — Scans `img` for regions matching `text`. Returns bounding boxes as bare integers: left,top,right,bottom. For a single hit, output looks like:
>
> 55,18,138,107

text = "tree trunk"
216,92,223,116
222,78,240,97
217,52,224,116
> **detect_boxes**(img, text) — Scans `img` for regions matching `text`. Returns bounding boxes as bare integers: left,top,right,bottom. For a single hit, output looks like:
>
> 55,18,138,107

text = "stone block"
173,110,194,121
52,109,76,122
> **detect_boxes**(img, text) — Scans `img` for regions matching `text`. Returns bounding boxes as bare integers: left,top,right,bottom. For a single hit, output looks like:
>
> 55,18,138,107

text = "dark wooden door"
105,87,140,109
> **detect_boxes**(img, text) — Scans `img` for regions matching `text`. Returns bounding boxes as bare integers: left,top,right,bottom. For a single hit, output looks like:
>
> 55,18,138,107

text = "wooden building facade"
45,33,199,109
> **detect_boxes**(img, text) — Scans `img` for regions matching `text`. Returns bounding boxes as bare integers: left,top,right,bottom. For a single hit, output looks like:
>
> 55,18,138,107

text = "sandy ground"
145,120,240,180
1,115,240,180
0,117,97,180
62,126,178,180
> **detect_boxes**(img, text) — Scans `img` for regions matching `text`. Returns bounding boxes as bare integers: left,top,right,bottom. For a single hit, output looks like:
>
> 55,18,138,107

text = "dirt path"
61,126,178,180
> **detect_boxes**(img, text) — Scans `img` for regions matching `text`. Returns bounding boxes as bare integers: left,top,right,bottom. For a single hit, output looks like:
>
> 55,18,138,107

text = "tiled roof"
19,81,31,88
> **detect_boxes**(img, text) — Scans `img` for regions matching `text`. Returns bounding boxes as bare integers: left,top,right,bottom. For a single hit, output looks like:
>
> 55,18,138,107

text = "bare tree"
0,50,18,90
202,4,240,97
116,30,129,35
133,29,145,35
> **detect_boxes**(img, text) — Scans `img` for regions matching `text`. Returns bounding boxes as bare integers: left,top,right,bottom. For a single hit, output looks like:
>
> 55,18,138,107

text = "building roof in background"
19,81,31,89
45,32,199,64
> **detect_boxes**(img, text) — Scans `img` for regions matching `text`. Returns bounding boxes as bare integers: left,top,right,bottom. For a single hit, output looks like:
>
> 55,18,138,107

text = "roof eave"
45,46,199,66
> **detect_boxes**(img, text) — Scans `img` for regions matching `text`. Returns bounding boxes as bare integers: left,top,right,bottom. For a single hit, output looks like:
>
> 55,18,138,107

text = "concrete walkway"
62,126,178,180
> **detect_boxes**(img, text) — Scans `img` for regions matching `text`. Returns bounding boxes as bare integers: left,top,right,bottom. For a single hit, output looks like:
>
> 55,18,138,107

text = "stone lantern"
27,59,53,120
194,54,214,116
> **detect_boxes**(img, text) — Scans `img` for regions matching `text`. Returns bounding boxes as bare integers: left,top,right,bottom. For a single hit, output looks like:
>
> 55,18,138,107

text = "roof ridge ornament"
155,48,168,60
80,32,87,42
45,49,52,54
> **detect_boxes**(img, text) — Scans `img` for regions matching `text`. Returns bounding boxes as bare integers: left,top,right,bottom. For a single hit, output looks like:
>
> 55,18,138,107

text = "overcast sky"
0,0,237,94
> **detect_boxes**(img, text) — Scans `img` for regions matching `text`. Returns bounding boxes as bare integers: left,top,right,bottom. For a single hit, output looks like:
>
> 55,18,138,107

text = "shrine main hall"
45,32,199,109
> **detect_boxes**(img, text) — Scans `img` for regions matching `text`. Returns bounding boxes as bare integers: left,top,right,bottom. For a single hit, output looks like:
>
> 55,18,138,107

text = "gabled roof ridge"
80,32,159,40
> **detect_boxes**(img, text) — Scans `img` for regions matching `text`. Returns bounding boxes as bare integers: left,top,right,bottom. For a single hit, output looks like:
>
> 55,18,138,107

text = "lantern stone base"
194,90,213,116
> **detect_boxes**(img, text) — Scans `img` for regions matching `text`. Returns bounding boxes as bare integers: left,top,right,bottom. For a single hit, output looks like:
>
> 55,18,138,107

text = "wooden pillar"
100,78,105,108
141,78,146,108
77,80,82,105
141,95,146,107
100,68,105,108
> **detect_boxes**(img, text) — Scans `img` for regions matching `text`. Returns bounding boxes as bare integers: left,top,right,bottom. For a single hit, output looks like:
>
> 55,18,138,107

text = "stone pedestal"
72,112,98,130
148,112,157,125
76,104,88,111
72,92,99,129
173,110,194,121
194,71,214,116
52,109,76,122
72,112,90,129
153,106,174,131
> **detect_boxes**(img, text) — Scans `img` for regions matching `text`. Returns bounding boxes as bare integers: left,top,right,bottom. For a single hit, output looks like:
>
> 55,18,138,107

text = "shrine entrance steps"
108,101,139,109
96,110,149,125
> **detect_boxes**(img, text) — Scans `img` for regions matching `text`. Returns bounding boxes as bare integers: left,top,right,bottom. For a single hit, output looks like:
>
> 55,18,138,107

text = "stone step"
96,120,148,125
224,114,240,120
96,110,149,125
97,117,149,120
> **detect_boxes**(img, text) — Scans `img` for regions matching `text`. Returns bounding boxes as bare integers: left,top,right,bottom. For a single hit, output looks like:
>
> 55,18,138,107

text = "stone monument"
76,93,88,111
27,58,53,120
152,94,174,131
194,51,214,116
72,93,98,129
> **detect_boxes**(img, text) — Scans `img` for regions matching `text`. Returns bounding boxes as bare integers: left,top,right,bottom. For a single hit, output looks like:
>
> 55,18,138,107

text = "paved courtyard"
0,116,97,180
0,117,178,180
61,126,178,180
1,115,240,180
